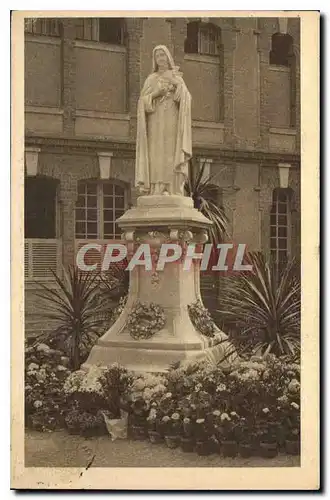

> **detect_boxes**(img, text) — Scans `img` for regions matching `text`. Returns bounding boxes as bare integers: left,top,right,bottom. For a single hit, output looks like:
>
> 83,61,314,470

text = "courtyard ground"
25,430,300,468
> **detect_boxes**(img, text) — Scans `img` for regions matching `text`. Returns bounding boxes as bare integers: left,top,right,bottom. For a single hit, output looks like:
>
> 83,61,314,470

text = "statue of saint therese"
135,45,192,196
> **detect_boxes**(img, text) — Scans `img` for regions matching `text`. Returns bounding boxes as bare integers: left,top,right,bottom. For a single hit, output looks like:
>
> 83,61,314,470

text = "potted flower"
81,411,107,438
194,418,213,456
164,413,182,449
285,403,300,455
129,397,149,440
147,408,163,444
285,426,300,455
65,409,83,435
236,417,255,458
258,409,278,458
219,412,239,457
181,417,195,452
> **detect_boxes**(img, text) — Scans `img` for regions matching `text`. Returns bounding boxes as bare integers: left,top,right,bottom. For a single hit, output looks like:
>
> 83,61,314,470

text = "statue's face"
155,49,169,70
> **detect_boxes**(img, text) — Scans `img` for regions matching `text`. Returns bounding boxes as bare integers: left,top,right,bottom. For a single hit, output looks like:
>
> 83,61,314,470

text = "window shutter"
24,241,30,279
185,21,199,54
31,240,59,279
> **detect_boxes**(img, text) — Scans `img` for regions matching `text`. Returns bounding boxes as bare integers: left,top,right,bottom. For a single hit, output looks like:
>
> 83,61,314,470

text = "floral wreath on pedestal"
127,301,166,340
188,300,217,338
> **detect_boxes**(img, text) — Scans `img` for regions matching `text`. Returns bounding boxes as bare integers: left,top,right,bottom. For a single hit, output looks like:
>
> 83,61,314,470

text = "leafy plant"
35,266,107,370
216,252,301,357
185,158,229,245
99,261,129,304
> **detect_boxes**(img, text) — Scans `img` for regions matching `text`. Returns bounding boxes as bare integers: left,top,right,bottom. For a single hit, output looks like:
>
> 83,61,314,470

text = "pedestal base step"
83,338,238,374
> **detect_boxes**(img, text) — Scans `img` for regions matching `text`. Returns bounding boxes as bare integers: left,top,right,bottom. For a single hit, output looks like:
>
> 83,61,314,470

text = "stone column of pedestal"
84,195,236,373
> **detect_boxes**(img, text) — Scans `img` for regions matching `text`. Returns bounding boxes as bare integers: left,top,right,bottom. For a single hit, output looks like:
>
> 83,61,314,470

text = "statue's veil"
152,45,176,72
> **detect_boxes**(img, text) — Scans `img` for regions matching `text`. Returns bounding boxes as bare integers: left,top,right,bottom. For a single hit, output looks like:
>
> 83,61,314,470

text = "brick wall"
232,19,260,149
183,57,221,122
25,38,62,107
75,46,127,113
264,67,292,128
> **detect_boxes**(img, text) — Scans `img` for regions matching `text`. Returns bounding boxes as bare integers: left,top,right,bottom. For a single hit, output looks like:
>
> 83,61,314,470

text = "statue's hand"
152,86,168,99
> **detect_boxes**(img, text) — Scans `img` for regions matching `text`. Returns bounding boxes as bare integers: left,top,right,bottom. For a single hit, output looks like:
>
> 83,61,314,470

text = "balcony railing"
24,239,62,280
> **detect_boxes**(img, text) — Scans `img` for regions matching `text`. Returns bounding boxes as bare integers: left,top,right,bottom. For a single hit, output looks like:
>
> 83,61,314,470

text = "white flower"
240,361,266,372
290,402,300,410
262,407,270,414
110,362,121,370
171,412,180,420
33,400,43,409
149,408,157,419
288,379,300,394
36,343,50,352
131,391,142,402
28,363,39,371
220,413,231,422
132,378,146,392
153,384,166,394
56,365,67,372
165,392,172,399
196,418,205,424
195,383,202,392
36,371,47,382
230,411,239,417
213,410,221,417
162,415,170,422
216,383,227,392
183,417,190,424
277,395,289,404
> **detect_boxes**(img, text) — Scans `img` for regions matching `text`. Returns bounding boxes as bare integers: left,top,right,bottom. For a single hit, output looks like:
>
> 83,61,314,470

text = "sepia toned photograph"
11,10,319,490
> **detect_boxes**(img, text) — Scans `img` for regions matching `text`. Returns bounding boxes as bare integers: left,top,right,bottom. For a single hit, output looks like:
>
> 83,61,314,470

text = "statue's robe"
135,70,192,195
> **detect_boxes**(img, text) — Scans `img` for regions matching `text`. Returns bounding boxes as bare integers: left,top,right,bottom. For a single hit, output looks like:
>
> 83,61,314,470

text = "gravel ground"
25,430,300,468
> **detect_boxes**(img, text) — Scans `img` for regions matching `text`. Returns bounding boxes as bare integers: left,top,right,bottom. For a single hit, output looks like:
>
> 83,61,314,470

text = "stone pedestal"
84,196,233,373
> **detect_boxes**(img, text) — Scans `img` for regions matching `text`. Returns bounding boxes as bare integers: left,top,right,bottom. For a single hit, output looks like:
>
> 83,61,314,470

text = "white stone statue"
135,45,192,196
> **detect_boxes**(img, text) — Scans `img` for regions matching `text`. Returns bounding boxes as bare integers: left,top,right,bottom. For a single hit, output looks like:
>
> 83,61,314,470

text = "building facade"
24,16,301,336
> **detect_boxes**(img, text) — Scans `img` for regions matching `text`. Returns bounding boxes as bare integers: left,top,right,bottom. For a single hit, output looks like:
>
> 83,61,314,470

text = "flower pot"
181,437,195,453
67,427,81,436
221,440,238,458
196,440,212,456
259,442,278,458
285,440,300,455
131,425,147,441
81,428,97,438
164,435,180,449
148,430,163,444
239,443,254,458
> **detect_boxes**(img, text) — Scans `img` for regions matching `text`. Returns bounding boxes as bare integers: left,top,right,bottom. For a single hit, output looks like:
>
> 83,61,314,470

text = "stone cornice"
25,134,136,158
25,134,300,166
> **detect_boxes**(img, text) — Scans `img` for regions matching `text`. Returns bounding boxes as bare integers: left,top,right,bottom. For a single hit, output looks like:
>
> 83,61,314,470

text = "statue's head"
152,45,175,72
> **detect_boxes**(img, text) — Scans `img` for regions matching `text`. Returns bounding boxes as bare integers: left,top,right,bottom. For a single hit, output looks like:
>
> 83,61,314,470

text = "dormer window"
184,21,221,56
270,33,293,67
75,18,125,45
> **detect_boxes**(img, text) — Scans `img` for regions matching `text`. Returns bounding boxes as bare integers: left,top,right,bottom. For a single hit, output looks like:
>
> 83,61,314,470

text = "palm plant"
34,266,107,370
185,158,229,244
216,252,301,357
99,261,129,304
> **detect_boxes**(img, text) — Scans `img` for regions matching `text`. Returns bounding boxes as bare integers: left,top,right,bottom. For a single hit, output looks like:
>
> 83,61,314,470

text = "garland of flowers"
126,301,166,340
188,300,217,338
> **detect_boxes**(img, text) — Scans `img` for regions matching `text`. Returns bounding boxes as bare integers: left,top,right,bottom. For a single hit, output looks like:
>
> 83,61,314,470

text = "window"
75,18,125,45
270,189,291,276
269,33,293,67
184,21,220,56
75,181,127,239
24,18,62,37
25,177,58,239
